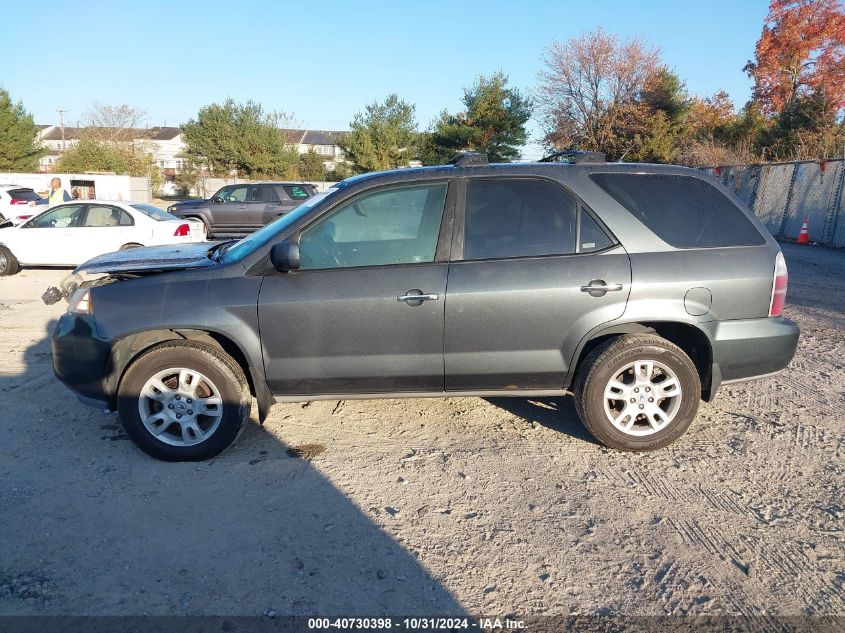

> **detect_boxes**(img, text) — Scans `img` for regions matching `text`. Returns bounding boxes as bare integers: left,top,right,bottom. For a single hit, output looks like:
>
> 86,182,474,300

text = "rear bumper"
704,316,799,399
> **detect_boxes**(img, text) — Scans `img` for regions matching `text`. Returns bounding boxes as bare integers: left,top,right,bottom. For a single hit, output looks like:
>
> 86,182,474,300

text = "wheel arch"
108,327,273,419
568,320,715,401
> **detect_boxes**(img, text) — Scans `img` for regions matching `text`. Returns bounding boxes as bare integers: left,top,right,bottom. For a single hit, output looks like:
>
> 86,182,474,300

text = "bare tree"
83,102,148,142
537,28,661,157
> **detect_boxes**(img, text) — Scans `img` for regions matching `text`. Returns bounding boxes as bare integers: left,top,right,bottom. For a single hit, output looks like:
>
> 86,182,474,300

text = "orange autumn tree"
744,0,845,116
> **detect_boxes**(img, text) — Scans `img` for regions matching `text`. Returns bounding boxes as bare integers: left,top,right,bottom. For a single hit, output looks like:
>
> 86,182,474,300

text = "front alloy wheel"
118,341,251,461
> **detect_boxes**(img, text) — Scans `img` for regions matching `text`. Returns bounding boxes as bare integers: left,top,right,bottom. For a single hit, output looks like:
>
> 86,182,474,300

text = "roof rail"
540,150,605,164
449,152,489,167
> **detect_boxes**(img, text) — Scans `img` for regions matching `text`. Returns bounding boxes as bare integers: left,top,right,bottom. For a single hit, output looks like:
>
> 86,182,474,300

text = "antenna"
57,108,69,150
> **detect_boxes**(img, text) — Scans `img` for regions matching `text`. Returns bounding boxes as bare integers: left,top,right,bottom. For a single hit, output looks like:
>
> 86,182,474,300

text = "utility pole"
57,108,68,150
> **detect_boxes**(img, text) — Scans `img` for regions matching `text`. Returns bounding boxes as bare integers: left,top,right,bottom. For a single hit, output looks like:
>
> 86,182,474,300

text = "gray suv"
51,154,799,461
167,182,316,235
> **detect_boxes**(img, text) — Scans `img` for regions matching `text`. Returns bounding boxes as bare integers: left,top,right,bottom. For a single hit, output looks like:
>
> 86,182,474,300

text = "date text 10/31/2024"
307,617,526,630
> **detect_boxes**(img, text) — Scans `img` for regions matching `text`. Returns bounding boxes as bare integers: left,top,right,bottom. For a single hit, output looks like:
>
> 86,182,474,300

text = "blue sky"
5,0,769,158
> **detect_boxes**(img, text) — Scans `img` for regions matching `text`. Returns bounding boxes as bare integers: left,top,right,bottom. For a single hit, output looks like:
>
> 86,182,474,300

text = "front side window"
590,173,766,248
27,204,85,229
299,182,448,270
84,205,134,227
464,178,577,260
216,186,248,202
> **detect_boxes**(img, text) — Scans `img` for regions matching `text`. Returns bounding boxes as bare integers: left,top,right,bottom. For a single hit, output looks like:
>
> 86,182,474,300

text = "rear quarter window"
283,185,311,200
590,173,766,248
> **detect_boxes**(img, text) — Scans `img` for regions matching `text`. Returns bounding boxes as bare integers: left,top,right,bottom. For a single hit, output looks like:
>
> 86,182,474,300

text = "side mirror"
210,196,223,203
270,240,300,272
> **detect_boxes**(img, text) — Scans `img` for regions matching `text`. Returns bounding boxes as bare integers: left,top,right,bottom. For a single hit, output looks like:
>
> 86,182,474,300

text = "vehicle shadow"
485,395,600,446
0,320,465,616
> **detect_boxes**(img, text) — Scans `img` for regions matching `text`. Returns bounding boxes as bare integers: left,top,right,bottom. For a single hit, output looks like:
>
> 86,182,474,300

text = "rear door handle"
581,280,623,296
397,290,439,304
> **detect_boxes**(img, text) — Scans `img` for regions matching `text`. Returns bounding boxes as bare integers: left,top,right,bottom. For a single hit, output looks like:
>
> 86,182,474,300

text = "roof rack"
540,150,605,164
449,152,489,167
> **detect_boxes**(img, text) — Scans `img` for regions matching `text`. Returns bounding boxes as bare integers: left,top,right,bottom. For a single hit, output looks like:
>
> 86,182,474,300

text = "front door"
12,203,86,265
258,180,453,395
211,184,250,231
445,177,631,391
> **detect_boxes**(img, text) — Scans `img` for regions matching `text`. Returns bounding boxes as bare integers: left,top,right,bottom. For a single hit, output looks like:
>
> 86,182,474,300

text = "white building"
283,129,348,171
36,125,349,175
36,125,186,174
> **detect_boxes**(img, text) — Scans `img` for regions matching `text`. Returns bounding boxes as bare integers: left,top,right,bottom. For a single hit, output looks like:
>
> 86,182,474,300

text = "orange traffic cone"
797,217,810,244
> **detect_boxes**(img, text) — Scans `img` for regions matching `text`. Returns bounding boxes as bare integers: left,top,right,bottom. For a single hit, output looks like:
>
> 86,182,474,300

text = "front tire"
117,342,251,461
574,334,700,451
0,245,20,276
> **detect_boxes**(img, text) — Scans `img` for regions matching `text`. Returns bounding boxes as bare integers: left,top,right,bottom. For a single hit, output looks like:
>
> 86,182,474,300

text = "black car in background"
167,182,316,235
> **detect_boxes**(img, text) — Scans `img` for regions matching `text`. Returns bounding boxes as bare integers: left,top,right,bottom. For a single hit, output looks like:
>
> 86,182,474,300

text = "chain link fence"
701,158,845,247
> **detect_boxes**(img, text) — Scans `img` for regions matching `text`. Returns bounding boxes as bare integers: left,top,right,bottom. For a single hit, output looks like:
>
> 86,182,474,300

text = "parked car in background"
50,154,799,461
166,182,317,235
0,201,206,276
0,185,46,225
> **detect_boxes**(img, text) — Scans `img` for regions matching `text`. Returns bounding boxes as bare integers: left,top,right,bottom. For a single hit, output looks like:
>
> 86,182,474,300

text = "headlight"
68,288,92,315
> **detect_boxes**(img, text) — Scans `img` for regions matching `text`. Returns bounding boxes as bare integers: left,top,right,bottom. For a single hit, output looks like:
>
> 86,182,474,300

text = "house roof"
280,129,348,146
38,125,181,141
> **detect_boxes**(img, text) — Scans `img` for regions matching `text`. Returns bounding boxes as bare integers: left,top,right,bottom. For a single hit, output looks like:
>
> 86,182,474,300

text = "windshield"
131,203,177,221
221,188,339,262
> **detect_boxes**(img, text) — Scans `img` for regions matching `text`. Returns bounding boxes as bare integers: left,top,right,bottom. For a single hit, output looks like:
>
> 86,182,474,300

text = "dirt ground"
0,243,842,623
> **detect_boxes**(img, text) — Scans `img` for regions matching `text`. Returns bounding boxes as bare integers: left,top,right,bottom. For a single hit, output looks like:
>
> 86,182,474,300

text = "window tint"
84,205,133,227
579,209,614,252
464,179,577,260
27,205,84,229
299,182,448,270
590,173,766,248
284,185,311,200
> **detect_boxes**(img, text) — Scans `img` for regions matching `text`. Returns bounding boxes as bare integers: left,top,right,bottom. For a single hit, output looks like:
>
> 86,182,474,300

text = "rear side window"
590,173,765,248
284,185,311,200
464,178,577,260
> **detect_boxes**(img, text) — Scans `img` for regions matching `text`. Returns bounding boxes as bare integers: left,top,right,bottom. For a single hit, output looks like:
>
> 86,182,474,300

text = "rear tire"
0,245,20,276
117,341,251,461
574,334,700,451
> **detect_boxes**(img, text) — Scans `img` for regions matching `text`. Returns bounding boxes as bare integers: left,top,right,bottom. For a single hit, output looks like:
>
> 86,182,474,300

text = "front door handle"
580,280,624,297
397,289,439,305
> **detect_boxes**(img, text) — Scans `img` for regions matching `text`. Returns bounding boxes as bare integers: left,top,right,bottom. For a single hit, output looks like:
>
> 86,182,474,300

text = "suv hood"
75,242,218,274
169,199,208,210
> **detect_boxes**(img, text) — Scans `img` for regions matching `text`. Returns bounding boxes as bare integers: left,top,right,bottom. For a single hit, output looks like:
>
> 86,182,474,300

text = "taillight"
16,215,32,221
9,199,28,205
173,223,190,237
769,251,788,317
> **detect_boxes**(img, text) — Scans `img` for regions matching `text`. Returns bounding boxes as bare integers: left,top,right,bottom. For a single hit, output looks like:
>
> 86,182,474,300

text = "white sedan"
0,201,207,276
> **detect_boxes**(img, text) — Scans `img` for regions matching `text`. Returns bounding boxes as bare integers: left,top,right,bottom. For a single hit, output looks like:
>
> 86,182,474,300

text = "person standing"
47,178,72,206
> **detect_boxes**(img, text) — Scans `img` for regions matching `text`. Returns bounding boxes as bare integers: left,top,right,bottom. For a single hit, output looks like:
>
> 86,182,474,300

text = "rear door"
444,177,631,391
77,204,137,260
246,184,283,227
258,180,454,395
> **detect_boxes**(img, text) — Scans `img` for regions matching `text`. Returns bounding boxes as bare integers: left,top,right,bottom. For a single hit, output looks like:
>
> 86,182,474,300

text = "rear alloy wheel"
117,342,251,461
0,245,20,276
574,334,700,451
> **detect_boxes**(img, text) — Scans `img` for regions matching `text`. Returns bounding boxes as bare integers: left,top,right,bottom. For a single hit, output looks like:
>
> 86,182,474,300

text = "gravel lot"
0,242,842,623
